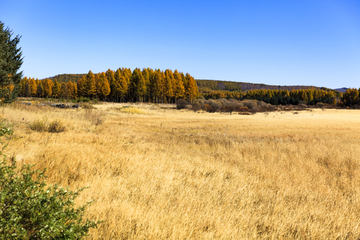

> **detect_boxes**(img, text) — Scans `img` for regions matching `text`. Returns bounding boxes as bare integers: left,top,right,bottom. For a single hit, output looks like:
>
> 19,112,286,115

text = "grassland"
2,101,360,239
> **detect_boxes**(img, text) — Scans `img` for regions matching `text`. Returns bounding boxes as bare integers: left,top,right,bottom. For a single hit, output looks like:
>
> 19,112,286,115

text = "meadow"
2,100,360,239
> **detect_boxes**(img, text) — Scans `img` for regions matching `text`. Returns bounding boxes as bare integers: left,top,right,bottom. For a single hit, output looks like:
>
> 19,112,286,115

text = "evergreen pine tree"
0,21,23,102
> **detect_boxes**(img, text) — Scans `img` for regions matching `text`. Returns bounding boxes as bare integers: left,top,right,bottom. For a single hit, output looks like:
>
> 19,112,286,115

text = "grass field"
2,101,360,239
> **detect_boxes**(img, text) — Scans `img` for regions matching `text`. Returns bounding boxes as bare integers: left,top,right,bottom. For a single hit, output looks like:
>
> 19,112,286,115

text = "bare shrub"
29,118,47,132
80,103,96,109
205,100,221,112
316,102,325,108
176,99,190,110
192,100,202,112
48,120,66,133
258,101,269,109
243,100,258,110
250,106,260,112
84,109,103,125
191,98,277,114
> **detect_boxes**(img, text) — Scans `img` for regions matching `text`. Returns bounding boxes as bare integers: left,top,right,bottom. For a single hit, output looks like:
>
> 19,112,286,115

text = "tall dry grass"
2,101,360,239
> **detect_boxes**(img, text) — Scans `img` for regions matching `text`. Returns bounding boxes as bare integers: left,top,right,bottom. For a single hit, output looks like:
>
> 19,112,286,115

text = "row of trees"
202,88,342,105
19,68,199,103
342,88,360,106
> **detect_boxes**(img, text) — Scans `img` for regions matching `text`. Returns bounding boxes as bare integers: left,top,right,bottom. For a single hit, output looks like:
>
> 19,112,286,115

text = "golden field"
2,101,360,239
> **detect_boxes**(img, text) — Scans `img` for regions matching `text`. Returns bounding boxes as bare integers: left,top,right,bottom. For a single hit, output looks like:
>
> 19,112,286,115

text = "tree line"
19,68,199,103
202,88,344,106
342,88,360,107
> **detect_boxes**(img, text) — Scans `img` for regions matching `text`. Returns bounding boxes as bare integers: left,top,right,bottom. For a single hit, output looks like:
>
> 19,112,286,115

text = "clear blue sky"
1,0,359,88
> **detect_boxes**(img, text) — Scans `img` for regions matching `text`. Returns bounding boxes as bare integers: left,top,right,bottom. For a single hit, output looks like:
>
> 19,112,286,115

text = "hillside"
46,73,86,83
43,74,343,95
196,79,326,93
334,87,348,93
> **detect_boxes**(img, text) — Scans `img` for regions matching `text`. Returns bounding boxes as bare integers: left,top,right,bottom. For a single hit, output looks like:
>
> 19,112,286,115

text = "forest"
17,68,360,107
19,68,199,103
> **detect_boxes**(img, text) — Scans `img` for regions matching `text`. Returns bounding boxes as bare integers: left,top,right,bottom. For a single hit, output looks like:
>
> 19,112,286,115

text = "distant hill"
196,79,328,93
42,74,343,94
45,74,86,83
334,88,348,93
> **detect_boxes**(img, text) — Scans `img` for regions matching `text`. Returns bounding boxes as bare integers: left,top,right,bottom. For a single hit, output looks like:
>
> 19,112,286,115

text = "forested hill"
45,74,337,94
47,74,86,83
196,79,326,93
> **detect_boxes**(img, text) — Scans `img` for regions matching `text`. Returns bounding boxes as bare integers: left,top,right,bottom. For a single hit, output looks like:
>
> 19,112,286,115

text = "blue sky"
1,0,359,88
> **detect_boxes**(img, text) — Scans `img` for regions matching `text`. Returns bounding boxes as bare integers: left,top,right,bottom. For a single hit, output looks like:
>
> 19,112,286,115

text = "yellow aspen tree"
106,69,115,101
84,71,96,98
20,77,27,96
36,81,43,97
164,69,174,103
52,80,61,99
60,82,67,99
185,73,198,102
114,68,128,102
30,78,37,97
142,68,150,102
43,78,53,98
96,72,110,100
173,69,185,100
78,76,87,98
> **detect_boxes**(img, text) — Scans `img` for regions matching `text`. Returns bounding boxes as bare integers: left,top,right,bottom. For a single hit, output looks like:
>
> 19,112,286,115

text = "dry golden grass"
2,101,360,239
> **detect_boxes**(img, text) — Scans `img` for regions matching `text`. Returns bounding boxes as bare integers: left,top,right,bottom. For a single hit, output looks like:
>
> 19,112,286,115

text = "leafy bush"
0,121,100,239
0,123,12,137
78,97,91,103
0,161,100,239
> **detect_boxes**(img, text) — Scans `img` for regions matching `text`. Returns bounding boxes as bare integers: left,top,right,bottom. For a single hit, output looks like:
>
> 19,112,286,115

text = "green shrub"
78,97,90,103
0,121,100,239
47,120,66,133
0,123,12,137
